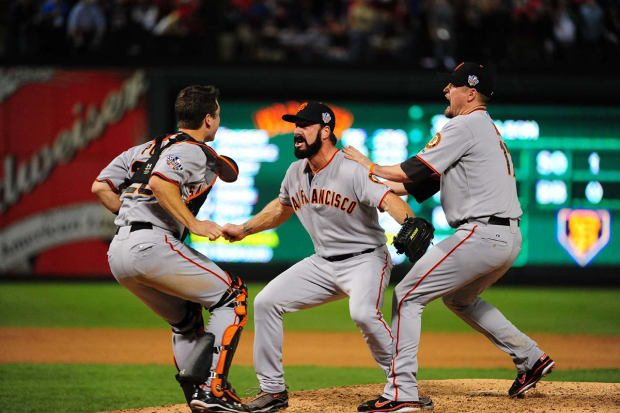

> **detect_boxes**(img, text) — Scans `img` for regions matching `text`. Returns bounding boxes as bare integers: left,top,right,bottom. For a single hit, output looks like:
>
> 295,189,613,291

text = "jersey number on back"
494,124,515,177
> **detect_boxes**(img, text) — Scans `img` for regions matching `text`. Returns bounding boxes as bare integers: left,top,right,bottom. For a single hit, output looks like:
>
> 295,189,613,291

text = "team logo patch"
165,155,183,171
556,208,610,267
297,102,308,112
322,112,332,124
425,132,441,149
468,75,479,87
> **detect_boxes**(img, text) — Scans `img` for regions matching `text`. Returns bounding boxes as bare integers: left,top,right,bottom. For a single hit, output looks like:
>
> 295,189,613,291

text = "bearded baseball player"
344,62,555,412
222,101,414,412
91,85,250,413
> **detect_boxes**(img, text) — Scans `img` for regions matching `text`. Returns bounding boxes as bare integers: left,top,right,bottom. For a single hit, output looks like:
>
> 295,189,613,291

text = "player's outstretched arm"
149,175,223,240
222,198,294,242
91,180,122,214
384,181,408,196
342,145,410,182
380,191,414,224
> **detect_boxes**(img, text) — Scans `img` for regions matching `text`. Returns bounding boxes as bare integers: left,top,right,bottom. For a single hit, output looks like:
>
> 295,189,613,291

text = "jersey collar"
463,106,487,115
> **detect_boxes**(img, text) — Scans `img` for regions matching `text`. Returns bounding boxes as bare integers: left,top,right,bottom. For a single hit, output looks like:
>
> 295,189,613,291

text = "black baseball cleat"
358,396,434,412
190,385,249,412
509,353,555,397
246,389,288,412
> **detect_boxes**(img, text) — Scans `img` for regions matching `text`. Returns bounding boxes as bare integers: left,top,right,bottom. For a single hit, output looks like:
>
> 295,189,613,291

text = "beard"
294,130,322,159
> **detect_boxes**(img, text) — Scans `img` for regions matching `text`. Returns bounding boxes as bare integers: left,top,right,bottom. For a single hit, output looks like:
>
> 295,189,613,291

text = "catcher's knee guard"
208,274,248,399
170,301,205,339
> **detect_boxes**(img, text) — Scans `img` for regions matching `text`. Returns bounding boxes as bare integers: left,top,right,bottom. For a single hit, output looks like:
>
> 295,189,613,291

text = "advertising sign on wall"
0,69,149,276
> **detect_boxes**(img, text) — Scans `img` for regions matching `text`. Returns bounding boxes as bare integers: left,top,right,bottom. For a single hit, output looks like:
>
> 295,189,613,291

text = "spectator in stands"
348,0,378,63
427,0,455,69
67,0,106,53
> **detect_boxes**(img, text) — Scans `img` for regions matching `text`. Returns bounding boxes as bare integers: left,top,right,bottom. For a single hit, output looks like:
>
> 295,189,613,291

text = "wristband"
369,163,378,175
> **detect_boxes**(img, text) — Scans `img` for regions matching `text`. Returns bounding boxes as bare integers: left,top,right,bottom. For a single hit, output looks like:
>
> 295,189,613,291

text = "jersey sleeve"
350,160,391,208
278,164,294,206
414,119,473,175
96,146,139,192
403,175,440,203
152,142,209,185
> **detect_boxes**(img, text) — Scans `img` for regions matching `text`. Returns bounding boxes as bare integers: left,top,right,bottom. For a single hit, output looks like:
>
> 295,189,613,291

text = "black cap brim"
218,155,238,183
282,114,320,124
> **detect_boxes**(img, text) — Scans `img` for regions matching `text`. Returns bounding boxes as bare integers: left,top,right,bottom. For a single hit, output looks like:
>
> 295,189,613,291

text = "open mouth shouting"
294,135,307,148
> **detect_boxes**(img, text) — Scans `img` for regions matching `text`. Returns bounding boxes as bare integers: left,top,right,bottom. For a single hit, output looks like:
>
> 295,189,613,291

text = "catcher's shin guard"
209,274,248,399
174,331,215,404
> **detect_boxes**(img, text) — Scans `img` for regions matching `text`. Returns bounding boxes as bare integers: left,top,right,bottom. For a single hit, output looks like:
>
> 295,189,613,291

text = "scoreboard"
188,102,619,268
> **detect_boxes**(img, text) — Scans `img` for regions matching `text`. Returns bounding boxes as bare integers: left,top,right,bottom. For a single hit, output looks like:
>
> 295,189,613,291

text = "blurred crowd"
2,0,619,71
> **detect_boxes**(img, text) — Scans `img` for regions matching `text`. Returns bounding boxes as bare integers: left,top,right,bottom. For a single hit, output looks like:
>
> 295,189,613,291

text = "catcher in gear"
92,85,250,413
393,217,435,264
345,62,554,412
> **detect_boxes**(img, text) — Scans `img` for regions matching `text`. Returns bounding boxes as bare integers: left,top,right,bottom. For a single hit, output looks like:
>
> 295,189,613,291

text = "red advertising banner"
0,69,149,277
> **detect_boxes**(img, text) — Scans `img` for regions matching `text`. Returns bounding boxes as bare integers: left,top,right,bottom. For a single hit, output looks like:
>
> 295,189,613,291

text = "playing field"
0,281,619,412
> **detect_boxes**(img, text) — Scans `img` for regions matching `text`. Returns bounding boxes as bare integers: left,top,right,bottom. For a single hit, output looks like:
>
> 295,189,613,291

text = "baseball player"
222,102,414,412
344,63,555,412
91,85,250,413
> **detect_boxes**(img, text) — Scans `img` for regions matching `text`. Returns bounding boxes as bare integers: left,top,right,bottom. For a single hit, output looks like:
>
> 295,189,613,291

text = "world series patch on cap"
448,62,495,98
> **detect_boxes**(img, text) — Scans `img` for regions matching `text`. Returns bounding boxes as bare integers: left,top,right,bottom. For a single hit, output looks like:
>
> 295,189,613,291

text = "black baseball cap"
282,101,336,133
448,62,495,98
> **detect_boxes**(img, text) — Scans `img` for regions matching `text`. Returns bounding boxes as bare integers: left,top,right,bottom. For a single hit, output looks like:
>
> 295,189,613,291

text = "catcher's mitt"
393,217,435,263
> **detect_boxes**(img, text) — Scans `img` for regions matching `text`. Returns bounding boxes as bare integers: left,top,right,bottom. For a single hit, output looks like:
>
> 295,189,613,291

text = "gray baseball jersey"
278,150,391,256
415,108,522,227
383,108,544,402
97,133,220,236
98,133,237,382
254,150,395,393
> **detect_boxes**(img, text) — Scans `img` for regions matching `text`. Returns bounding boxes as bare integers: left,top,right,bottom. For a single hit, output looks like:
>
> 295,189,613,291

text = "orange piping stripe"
314,149,339,174
375,251,394,341
378,189,391,210
151,172,180,187
99,178,119,193
415,155,440,176
173,140,219,157
218,156,239,176
278,198,292,207
164,234,231,287
454,62,465,71
185,174,218,203
391,226,477,400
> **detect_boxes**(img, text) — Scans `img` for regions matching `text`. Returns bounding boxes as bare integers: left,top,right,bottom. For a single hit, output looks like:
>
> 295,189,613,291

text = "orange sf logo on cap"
297,102,308,113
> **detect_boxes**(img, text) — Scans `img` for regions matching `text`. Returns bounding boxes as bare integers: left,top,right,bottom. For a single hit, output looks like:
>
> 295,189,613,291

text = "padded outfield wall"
1,66,618,284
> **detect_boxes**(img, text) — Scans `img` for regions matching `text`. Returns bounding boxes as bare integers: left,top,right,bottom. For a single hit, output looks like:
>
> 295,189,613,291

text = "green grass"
0,363,618,413
0,282,619,335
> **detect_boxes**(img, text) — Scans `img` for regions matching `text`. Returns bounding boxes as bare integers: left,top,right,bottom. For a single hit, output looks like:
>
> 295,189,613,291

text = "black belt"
115,222,153,234
323,247,376,262
457,216,518,227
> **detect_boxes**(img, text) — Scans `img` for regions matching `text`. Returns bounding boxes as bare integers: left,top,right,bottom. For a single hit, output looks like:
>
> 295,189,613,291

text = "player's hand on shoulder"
191,220,223,241
342,145,373,169
222,223,246,242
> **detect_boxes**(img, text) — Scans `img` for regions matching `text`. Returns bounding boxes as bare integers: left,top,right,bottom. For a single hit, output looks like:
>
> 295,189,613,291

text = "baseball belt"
322,247,377,262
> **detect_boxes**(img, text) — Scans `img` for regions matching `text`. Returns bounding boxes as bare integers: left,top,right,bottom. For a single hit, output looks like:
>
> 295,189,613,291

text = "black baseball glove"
393,217,435,263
